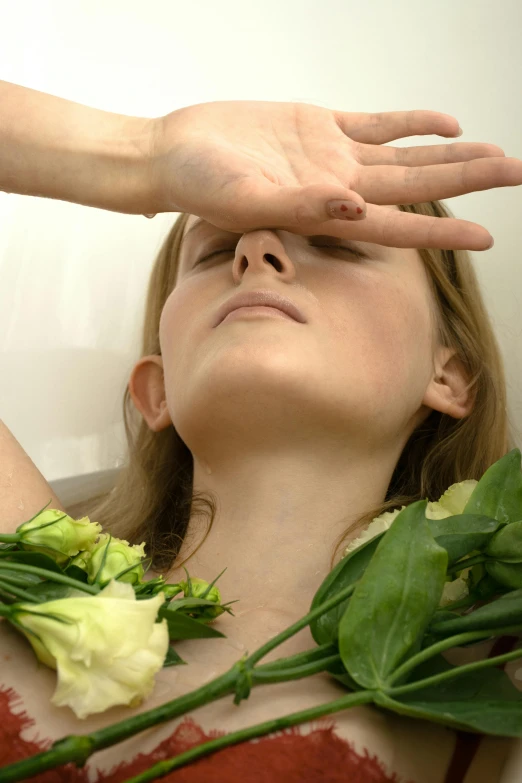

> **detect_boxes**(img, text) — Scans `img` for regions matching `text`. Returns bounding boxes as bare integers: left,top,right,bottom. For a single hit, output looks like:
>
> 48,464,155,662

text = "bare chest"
0,619,515,783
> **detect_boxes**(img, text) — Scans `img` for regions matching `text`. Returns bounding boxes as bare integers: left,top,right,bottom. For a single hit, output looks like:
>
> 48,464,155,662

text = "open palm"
150,101,522,250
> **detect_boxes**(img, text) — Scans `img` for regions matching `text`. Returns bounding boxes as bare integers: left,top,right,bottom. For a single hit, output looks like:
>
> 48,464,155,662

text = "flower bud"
17,509,102,565
179,576,222,604
86,534,146,586
161,583,183,600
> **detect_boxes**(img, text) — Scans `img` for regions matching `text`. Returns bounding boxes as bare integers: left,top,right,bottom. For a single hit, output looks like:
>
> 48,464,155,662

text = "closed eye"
193,238,368,266
308,239,368,260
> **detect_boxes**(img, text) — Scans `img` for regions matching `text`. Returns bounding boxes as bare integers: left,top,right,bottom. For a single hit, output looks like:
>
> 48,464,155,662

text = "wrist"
0,81,158,215
88,112,159,214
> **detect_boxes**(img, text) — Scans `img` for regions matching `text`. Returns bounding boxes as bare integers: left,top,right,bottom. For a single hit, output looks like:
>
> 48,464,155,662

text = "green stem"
254,642,338,673
0,578,40,603
0,533,20,543
0,588,18,605
387,645,522,698
122,689,375,783
0,573,39,587
446,554,488,575
0,588,355,782
244,582,355,668
439,593,481,612
0,602,13,617
0,669,238,783
386,623,522,687
252,654,341,684
0,561,99,594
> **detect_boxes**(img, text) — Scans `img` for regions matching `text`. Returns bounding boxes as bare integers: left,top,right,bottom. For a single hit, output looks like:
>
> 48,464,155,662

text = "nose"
231,230,296,283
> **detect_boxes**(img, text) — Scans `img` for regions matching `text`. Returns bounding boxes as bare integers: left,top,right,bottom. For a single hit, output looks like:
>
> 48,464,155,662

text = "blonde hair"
68,201,517,573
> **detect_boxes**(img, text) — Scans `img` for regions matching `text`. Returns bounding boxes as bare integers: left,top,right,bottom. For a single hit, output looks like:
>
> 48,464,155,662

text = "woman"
1,79,522,782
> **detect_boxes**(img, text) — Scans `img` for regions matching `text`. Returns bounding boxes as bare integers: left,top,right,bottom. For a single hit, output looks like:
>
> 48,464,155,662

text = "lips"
214,290,307,327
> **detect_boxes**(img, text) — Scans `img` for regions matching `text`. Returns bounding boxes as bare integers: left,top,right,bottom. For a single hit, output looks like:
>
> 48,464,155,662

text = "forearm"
0,80,156,214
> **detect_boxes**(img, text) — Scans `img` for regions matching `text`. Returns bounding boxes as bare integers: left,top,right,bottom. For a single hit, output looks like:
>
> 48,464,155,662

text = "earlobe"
128,356,172,432
422,347,474,420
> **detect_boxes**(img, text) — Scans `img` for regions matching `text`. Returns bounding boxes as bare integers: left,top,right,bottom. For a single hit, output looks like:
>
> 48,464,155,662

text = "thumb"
219,181,367,234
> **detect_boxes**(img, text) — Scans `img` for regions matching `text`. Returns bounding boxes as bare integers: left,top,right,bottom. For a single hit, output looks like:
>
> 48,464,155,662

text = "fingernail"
143,213,156,219
486,236,494,249
455,126,463,137
327,200,365,220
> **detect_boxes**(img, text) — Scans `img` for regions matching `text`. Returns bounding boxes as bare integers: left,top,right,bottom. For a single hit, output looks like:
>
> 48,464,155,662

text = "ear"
422,346,474,419
128,355,173,432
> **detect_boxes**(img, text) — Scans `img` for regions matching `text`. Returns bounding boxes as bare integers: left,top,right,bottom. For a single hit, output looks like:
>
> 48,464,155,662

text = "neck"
161,443,401,624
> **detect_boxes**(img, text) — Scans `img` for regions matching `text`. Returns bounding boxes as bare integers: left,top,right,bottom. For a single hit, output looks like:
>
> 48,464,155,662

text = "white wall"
0,0,521,481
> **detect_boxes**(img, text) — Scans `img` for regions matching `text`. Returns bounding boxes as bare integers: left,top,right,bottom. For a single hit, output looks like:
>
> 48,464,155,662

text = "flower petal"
343,506,406,556
440,577,469,607
426,480,478,520
14,579,169,718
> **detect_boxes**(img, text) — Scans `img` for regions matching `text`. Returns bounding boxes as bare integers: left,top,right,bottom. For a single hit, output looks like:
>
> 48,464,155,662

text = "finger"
352,157,522,205
334,109,462,144
215,181,367,233
303,203,494,251
358,141,506,167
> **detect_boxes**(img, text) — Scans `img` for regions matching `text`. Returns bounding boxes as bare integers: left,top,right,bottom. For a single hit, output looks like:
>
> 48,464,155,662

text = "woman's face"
158,209,439,455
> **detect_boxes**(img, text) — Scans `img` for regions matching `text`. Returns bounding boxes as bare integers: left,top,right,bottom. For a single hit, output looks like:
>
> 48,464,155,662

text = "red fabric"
0,685,410,783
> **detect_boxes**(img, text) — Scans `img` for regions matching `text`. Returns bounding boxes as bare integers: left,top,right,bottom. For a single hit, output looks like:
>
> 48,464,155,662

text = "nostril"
264,253,283,272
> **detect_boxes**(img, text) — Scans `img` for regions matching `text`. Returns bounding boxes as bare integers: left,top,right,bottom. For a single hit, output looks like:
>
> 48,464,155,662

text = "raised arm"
2,80,522,247
0,80,154,214
0,419,67,532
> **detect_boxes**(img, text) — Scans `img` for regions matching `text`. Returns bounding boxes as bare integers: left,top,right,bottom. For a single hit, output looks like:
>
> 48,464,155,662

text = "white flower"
17,509,102,565
343,506,406,557
13,579,169,719
343,480,478,559
69,550,92,570
425,480,478,519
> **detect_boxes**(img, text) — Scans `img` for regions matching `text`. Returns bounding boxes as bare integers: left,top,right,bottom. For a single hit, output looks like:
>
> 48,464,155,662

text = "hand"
147,101,522,250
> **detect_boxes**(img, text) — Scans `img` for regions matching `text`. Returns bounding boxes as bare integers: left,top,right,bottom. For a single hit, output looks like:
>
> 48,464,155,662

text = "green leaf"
164,597,222,612
464,448,522,525
339,500,448,689
376,654,522,736
0,571,42,587
471,573,509,601
0,551,63,572
163,644,186,667
158,604,225,640
134,577,168,597
325,656,361,691
20,582,75,601
309,533,384,645
62,564,90,583
486,561,522,589
428,575,508,626
0,543,18,552
486,520,522,562
427,514,501,564
430,588,522,635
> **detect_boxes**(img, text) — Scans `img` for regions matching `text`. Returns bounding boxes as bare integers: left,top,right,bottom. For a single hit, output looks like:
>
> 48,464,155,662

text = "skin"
129,206,472,633
150,102,522,248
2,90,521,779
0,210,508,783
